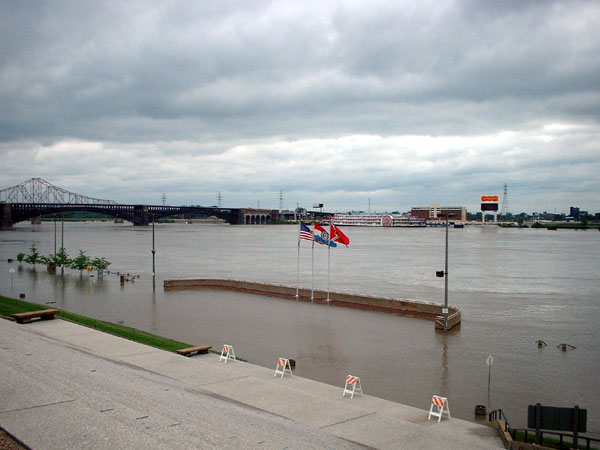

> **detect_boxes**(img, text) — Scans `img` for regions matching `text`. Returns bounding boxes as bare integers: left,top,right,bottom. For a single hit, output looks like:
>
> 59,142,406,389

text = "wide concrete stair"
1,318,503,449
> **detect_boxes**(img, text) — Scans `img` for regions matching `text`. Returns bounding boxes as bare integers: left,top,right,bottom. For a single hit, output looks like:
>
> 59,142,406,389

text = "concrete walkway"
0,318,504,449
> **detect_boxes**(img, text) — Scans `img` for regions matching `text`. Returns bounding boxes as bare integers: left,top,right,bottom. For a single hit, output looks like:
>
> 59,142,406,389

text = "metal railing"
489,409,599,450
510,428,599,450
488,409,513,433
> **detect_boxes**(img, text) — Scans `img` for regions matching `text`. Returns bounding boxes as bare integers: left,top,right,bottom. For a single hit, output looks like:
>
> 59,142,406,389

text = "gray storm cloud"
1,0,599,213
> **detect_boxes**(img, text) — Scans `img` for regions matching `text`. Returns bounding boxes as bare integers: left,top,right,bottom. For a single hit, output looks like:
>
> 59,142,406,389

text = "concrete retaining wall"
164,278,461,328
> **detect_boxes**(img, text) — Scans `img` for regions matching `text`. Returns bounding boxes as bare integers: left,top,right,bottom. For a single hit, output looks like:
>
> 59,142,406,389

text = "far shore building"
410,205,467,222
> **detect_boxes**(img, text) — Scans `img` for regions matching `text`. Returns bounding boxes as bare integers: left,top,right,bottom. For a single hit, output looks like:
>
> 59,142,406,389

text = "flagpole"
327,238,331,302
311,239,314,302
296,234,300,299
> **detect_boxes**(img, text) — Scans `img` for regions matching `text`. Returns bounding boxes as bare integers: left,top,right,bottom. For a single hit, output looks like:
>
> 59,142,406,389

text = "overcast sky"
1,0,599,214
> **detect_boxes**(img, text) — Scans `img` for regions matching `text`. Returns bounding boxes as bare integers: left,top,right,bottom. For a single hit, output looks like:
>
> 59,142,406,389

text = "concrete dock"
0,318,503,449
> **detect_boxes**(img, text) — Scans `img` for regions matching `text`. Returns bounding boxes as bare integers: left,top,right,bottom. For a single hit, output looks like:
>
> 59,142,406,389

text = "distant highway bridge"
0,178,331,229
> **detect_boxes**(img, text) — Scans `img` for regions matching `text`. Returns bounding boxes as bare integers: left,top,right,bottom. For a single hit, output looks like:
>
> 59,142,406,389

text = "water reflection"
439,333,449,394
51,273,65,305
23,267,39,283
151,290,157,332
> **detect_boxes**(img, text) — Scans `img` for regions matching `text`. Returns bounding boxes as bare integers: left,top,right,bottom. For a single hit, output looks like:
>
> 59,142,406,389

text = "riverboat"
332,213,426,227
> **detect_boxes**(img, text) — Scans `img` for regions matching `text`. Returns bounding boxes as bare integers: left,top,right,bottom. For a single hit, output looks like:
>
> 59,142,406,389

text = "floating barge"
164,278,461,330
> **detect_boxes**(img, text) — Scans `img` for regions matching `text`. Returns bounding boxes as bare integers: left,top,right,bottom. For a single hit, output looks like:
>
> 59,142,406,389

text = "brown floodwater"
1,222,598,435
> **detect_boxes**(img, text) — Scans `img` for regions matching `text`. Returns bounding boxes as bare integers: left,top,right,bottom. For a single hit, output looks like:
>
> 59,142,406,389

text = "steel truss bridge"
0,178,331,229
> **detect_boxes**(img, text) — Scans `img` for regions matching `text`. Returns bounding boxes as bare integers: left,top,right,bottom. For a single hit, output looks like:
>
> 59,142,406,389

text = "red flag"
314,223,326,233
331,224,350,247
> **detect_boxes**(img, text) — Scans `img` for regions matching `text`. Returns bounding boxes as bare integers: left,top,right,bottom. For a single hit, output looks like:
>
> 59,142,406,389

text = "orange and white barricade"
342,375,363,399
219,344,236,363
274,357,293,378
428,395,451,422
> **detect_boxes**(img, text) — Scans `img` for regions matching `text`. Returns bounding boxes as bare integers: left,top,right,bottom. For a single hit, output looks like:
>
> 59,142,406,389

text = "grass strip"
0,295,55,316
58,310,192,352
0,295,208,355
513,430,598,450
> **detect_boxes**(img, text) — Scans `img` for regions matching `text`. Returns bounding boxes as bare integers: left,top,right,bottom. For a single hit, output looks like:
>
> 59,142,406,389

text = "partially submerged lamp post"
61,214,65,275
486,354,494,410
54,218,57,258
436,213,455,331
151,214,156,290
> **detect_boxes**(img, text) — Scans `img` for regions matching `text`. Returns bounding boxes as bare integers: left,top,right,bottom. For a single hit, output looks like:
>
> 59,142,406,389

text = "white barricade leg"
227,345,236,361
342,375,362,399
219,344,235,363
274,357,292,378
342,380,352,398
355,378,363,397
427,395,450,422
428,403,438,421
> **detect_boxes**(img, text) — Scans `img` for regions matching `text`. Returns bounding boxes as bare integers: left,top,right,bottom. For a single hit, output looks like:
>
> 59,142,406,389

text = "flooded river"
1,222,598,434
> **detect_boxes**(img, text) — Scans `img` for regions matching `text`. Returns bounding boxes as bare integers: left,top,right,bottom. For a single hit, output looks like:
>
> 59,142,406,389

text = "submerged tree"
55,248,70,268
39,254,54,269
24,244,40,266
91,257,111,274
39,248,71,270
70,250,91,273
17,245,110,275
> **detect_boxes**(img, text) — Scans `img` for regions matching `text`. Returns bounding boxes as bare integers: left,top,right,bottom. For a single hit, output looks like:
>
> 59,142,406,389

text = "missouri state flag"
313,222,337,247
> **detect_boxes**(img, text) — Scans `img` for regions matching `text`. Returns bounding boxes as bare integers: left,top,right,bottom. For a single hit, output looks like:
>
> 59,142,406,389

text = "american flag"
299,222,314,241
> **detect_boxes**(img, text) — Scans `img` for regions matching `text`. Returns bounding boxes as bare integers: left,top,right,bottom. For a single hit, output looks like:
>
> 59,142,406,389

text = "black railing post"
535,403,542,445
573,405,579,450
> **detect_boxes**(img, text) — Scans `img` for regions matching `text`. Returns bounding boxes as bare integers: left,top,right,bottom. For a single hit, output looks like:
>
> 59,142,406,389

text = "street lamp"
486,354,494,410
61,214,65,275
436,213,455,331
151,215,156,290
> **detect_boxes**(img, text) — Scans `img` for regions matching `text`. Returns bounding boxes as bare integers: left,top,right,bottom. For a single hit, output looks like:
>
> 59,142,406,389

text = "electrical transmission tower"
501,183,509,215
162,193,166,206
217,192,223,207
279,191,284,214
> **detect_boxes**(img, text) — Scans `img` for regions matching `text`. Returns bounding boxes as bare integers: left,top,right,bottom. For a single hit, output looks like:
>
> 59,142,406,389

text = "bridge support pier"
1,202,12,230
133,205,150,226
